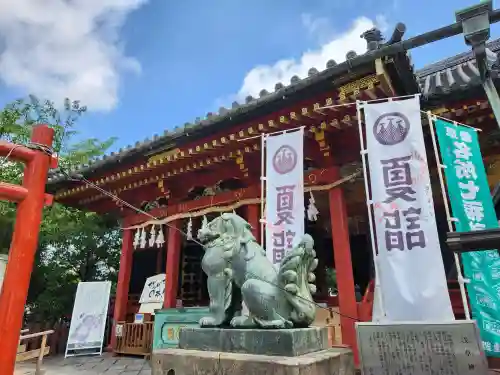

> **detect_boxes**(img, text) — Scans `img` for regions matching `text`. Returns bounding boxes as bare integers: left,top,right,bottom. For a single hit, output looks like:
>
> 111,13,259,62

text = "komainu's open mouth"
197,229,219,245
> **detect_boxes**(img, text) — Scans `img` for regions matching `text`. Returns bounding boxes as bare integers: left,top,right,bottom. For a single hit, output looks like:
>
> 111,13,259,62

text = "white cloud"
233,16,386,101
0,0,147,111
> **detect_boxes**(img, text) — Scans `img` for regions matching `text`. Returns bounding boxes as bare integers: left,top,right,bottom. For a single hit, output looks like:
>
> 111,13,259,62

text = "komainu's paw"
199,316,222,327
253,317,290,329
230,315,255,327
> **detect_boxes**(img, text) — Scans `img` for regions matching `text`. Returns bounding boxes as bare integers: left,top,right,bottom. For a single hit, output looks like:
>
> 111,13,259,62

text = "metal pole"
0,125,55,374
355,100,386,321
260,133,266,247
456,2,500,129
426,112,471,320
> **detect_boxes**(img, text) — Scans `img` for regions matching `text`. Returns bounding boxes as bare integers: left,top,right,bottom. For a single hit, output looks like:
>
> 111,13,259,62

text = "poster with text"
66,281,111,353
140,273,166,304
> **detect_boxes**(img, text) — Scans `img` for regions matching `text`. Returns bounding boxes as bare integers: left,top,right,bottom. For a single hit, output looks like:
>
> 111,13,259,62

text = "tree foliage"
0,95,120,322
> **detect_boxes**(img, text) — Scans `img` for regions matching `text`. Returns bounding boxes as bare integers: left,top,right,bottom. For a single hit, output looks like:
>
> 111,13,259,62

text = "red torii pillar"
0,125,56,374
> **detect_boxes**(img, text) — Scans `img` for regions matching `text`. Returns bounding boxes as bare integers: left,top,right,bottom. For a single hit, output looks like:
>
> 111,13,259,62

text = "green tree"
0,95,120,322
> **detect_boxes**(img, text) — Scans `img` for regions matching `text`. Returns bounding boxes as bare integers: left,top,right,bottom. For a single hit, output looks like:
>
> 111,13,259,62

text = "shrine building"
46,25,500,357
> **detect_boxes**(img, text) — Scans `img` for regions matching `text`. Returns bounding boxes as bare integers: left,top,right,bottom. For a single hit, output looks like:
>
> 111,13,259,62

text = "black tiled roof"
416,38,500,97
47,26,404,186
47,54,352,184
51,29,500,187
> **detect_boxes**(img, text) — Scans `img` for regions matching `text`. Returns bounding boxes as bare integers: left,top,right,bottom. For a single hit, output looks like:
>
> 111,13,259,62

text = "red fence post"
0,124,55,374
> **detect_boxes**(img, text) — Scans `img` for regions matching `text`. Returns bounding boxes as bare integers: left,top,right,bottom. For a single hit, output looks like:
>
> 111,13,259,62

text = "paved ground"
15,353,151,375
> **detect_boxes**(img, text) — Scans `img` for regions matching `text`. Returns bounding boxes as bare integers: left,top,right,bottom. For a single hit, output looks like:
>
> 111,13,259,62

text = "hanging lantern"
140,227,147,249
155,226,165,248
186,217,193,240
149,225,157,248
133,229,140,249
307,191,319,222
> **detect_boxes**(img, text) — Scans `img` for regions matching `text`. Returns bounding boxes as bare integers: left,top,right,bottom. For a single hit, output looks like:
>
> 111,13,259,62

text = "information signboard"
65,281,111,357
356,321,488,375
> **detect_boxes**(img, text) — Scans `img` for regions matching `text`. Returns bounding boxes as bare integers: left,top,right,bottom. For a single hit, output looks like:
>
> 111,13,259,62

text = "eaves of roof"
47,38,410,187
416,38,500,98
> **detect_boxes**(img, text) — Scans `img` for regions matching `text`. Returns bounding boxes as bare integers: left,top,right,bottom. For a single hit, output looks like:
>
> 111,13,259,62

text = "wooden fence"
115,321,153,358
23,317,114,356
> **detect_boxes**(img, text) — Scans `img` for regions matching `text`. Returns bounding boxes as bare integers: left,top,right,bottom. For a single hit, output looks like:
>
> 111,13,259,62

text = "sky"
1,0,500,152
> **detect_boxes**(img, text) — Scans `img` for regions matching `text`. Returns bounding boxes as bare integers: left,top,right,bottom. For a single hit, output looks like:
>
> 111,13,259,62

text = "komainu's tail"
278,234,318,327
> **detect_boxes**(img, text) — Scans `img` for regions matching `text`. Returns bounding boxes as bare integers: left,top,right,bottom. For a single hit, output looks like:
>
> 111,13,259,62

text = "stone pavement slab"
14,353,151,375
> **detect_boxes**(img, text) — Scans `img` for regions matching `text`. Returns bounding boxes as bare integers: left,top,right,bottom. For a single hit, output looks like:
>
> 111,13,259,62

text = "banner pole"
427,111,471,320
260,133,266,246
356,100,386,320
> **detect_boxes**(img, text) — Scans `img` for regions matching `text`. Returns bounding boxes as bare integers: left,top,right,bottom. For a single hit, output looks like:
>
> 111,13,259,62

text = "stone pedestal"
179,327,329,356
152,327,354,375
153,347,354,375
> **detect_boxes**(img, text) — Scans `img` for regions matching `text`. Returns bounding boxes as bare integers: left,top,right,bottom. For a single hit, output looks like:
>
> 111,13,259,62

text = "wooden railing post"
36,334,48,375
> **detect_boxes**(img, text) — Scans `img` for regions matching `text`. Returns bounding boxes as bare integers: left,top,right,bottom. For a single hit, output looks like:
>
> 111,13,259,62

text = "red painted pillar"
164,220,182,308
0,125,54,374
328,181,359,362
245,204,260,243
110,229,133,350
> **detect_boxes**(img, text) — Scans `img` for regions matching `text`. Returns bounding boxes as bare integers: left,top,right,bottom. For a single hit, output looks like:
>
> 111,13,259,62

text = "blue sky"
1,0,500,152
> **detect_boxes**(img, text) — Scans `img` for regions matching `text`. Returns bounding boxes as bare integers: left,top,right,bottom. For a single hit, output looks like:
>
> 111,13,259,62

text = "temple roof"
416,38,500,97
47,32,500,188
47,26,408,186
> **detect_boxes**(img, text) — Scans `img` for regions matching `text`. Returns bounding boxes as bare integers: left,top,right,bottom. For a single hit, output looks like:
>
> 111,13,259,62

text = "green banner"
435,118,500,357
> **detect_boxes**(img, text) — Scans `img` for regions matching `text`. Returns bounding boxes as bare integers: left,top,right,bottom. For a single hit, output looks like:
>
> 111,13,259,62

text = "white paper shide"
265,129,305,267
364,97,454,321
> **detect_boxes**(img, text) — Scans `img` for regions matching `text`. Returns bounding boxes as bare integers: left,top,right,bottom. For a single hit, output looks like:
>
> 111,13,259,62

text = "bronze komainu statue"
197,213,318,329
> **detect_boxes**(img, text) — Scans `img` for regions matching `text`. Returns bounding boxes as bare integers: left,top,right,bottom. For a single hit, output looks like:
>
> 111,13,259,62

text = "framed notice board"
356,321,488,375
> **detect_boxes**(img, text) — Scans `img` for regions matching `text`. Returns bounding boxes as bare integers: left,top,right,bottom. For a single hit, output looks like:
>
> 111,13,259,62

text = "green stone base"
178,327,329,357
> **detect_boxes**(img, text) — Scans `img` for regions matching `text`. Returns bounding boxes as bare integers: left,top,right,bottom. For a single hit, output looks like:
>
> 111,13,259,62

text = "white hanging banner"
265,129,305,267
364,96,454,321
65,281,111,357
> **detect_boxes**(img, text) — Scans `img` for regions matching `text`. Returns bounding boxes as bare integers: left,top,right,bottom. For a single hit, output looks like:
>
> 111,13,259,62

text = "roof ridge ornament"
361,22,406,52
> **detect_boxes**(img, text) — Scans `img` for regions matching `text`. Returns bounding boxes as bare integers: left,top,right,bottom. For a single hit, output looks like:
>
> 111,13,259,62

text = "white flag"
364,96,454,321
265,129,305,267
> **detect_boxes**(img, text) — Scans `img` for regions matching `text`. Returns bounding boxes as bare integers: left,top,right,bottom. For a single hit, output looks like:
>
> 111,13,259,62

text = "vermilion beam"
0,124,55,375
0,141,36,163
0,182,28,203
